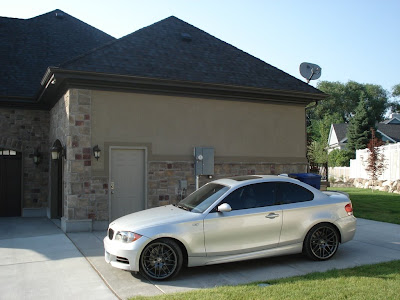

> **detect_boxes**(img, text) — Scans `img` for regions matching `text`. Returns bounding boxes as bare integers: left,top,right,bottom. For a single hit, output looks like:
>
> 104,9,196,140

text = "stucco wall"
91,90,307,173
89,91,308,211
46,88,308,229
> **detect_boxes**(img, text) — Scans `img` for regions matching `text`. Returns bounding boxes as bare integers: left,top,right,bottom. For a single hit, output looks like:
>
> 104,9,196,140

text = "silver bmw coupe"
104,175,356,280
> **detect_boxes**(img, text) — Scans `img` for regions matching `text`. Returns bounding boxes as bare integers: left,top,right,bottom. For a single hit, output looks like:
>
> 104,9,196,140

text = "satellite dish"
299,62,322,83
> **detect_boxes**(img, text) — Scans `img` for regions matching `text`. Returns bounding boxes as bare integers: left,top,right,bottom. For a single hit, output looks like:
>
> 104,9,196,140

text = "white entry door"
110,148,146,221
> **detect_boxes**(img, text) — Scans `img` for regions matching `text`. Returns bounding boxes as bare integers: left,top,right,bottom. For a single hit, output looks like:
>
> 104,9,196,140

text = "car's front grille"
116,256,129,264
108,228,114,240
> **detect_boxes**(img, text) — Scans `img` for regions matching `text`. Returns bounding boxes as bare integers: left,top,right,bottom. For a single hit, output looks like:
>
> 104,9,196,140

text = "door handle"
266,213,279,219
110,182,115,194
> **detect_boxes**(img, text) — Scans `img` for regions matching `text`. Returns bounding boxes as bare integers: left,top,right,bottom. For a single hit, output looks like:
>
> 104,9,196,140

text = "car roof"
212,174,301,188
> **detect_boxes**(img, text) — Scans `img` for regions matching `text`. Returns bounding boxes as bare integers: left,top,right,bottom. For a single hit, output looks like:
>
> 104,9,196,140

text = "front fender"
137,219,206,257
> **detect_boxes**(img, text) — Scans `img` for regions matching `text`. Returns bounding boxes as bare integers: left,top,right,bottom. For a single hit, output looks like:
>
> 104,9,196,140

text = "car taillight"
345,203,353,216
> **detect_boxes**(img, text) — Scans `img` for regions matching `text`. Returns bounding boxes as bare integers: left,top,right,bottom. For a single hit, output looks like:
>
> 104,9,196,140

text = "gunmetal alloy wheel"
304,223,339,261
140,239,183,280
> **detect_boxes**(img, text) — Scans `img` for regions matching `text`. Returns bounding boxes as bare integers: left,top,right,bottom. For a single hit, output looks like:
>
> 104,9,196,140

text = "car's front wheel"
304,223,340,260
139,239,183,280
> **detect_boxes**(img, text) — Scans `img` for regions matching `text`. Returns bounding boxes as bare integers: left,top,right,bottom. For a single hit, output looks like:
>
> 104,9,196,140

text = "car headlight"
114,231,142,243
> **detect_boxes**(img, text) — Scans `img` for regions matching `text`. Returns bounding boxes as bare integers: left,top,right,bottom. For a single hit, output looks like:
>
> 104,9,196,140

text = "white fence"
328,167,351,181
329,143,400,182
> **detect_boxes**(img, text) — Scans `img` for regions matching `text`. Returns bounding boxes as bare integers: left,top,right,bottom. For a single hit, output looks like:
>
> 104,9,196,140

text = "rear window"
277,182,314,204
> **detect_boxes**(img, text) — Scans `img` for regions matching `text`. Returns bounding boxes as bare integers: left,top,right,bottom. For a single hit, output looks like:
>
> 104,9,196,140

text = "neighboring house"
327,123,349,152
328,114,400,152
0,10,326,232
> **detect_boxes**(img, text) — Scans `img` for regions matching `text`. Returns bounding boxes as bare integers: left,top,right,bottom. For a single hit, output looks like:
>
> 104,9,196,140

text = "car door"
275,182,316,247
203,182,282,256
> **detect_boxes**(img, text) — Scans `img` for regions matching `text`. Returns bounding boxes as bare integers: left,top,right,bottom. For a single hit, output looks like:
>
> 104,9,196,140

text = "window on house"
0,149,17,156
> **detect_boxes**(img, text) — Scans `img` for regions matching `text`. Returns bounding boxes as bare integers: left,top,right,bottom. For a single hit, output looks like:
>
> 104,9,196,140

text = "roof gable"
60,16,323,95
332,123,348,142
377,123,400,142
331,122,400,145
0,9,115,98
383,117,400,124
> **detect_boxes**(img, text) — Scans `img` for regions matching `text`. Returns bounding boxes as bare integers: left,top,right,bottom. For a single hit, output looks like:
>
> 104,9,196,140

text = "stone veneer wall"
0,108,49,209
148,161,307,207
49,89,68,217
50,89,108,230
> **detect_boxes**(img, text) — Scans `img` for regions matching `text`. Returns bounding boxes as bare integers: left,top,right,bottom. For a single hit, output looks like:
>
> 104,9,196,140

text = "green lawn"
328,187,400,225
131,261,400,300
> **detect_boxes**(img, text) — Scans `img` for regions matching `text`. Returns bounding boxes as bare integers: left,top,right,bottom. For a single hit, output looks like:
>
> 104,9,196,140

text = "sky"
1,0,399,95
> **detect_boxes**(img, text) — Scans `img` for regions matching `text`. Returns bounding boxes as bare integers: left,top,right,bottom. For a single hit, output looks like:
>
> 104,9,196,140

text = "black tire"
139,239,183,280
303,223,340,261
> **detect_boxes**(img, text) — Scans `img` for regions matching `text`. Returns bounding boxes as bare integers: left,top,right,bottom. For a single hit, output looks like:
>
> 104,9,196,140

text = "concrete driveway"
68,218,400,299
1,217,399,299
0,218,117,300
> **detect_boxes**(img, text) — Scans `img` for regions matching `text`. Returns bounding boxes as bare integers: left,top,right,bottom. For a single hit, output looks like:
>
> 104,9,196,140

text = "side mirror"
217,203,232,213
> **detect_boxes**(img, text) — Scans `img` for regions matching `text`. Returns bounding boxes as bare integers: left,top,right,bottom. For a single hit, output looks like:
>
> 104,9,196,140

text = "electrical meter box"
194,147,214,176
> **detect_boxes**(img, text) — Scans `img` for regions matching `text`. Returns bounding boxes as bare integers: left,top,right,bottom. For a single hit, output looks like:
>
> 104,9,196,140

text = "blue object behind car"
289,173,322,189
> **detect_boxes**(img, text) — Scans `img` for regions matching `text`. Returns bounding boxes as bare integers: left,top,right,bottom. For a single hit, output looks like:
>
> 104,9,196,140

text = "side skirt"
188,243,303,267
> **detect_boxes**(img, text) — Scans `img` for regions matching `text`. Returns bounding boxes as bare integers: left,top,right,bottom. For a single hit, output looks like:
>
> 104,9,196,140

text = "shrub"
328,149,352,167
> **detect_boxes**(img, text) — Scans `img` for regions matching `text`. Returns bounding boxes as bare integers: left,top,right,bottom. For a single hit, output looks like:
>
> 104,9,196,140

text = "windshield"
177,183,229,213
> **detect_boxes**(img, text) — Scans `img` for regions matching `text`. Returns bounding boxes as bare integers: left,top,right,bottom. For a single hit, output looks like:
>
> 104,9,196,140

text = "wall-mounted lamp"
93,145,101,161
51,144,66,160
33,148,41,165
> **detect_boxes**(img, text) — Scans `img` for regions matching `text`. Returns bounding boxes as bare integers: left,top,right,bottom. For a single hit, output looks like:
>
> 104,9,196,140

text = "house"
327,123,349,152
328,114,400,152
0,10,326,232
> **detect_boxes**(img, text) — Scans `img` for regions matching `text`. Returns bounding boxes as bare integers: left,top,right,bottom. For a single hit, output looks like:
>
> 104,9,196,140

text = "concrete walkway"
1,217,399,299
0,218,117,300
68,218,400,298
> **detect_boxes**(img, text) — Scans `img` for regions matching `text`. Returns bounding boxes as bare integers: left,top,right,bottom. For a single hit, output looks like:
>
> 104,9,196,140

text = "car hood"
109,205,200,232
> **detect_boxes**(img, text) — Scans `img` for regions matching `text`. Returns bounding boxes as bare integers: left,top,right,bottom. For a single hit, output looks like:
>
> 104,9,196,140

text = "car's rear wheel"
140,239,183,280
304,223,339,261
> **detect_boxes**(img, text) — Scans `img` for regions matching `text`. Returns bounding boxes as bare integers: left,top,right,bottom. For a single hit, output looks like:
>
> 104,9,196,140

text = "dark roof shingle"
333,122,400,143
332,123,348,142
377,123,400,142
60,16,323,95
0,9,115,98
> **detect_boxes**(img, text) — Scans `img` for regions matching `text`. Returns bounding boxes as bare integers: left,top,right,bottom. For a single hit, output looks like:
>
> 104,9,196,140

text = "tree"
390,84,400,112
307,81,390,163
307,114,342,175
392,84,400,98
307,113,343,167
328,149,352,167
308,81,389,124
365,128,385,188
346,97,372,155
307,80,391,170
308,140,327,165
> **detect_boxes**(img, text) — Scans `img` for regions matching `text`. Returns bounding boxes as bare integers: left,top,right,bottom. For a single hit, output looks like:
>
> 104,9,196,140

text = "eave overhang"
1,67,328,110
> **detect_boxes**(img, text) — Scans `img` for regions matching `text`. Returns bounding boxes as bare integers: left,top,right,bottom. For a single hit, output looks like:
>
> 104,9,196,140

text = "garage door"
0,150,22,217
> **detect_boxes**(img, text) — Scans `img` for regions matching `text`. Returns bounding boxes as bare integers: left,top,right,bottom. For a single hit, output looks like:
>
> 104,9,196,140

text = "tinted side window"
219,183,277,210
277,182,314,204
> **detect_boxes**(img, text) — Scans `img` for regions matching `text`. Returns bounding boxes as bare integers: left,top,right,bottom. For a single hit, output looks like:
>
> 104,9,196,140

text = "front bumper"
104,235,149,272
